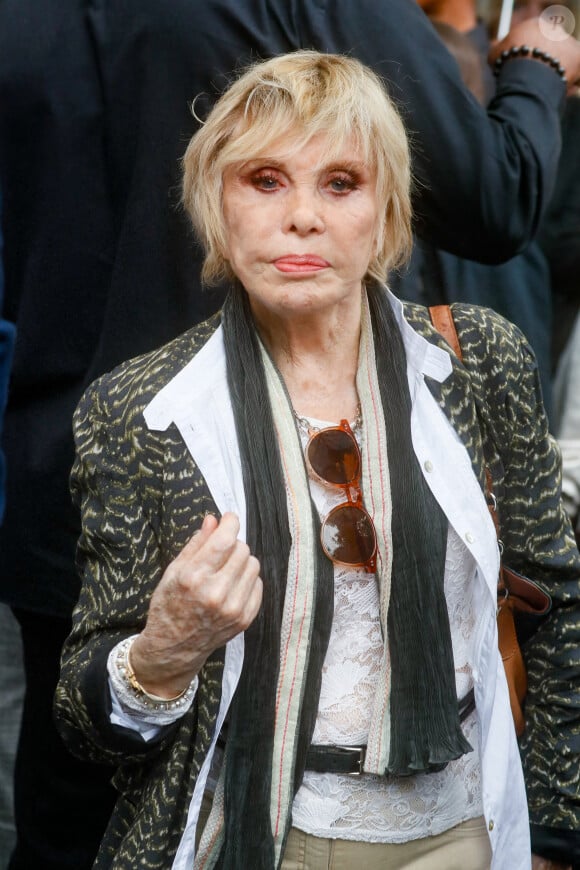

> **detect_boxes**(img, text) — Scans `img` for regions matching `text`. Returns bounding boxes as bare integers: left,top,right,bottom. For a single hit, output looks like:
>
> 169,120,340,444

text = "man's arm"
316,0,576,260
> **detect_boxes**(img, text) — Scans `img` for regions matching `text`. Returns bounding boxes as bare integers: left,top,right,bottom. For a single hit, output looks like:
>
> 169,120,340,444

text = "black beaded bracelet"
493,44,567,83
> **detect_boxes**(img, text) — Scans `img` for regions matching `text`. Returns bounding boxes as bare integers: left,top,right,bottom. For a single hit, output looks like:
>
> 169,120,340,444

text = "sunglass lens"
307,428,360,485
321,504,376,567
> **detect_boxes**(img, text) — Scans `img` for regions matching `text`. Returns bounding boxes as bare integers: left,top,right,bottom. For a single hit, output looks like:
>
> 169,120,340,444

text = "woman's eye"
328,175,357,193
250,173,280,191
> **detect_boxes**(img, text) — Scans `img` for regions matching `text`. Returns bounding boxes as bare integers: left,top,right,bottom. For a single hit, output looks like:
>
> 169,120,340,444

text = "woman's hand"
532,854,572,870
130,513,262,697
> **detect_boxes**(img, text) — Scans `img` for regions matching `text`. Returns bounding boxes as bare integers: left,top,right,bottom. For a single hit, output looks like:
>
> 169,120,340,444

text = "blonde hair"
182,50,413,285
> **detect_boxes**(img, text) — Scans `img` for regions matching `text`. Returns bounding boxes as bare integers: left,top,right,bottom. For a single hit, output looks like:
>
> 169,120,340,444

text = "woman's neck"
253,303,361,423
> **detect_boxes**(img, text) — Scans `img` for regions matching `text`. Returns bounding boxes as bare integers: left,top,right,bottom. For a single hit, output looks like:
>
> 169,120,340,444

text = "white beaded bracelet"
113,635,197,713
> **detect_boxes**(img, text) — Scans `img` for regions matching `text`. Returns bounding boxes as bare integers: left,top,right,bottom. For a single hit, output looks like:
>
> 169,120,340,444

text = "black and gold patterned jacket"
55,302,580,868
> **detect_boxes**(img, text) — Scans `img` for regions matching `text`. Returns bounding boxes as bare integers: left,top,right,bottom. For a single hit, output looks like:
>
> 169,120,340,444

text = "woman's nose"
283,186,325,235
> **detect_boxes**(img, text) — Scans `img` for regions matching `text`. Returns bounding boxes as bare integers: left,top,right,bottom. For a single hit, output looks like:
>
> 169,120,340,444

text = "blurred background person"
417,0,496,97
552,313,580,545
0,188,20,870
397,0,557,415
539,70,580,546
492,0,580,554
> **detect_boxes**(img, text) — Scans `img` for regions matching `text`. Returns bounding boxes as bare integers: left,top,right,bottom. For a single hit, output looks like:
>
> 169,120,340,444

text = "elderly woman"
55,51,580,870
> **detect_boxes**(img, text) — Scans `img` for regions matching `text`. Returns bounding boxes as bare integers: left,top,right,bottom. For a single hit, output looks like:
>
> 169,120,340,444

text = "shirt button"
424,460,434,473
465,532,475,544
488,819,495,831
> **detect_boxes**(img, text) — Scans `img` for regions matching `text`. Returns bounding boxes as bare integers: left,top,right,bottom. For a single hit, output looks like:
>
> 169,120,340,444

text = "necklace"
293,403,363,437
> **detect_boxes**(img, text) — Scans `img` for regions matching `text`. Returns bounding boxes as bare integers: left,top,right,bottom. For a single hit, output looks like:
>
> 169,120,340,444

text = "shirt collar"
144,324,227,431
385,287,453,383
144,288,453,432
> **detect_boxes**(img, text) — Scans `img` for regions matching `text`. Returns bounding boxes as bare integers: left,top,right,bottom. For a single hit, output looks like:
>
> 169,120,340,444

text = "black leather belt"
304,688,476,776
305,743,367,775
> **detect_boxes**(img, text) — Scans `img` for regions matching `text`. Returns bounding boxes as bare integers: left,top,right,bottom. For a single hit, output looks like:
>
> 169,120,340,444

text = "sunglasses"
304,419,377,574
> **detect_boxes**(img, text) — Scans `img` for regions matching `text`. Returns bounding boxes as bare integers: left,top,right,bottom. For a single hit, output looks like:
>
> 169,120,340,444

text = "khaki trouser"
197,793,491,869
280,816,492,870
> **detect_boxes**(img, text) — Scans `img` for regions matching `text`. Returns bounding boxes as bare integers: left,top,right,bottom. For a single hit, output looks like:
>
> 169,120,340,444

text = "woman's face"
221,132,381,323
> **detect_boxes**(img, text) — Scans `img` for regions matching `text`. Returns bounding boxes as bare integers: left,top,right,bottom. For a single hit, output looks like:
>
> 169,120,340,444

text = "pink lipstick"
273,255,329,273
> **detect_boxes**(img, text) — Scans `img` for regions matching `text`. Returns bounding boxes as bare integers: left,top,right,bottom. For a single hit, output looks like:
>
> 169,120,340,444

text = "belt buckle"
338,744,366,776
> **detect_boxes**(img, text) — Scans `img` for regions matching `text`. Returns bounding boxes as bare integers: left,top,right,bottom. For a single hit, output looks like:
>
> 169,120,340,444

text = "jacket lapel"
143,323,248,542
404,303,488,491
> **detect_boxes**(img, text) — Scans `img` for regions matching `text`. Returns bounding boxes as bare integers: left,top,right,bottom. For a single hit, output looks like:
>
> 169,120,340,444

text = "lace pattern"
291,416,483,842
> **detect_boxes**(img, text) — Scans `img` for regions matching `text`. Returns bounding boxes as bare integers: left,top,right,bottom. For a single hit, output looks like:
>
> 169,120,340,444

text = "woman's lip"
273,255,330,272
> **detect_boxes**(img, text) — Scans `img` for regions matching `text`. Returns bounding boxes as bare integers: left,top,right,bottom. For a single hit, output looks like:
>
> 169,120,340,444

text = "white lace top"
291,417,483,843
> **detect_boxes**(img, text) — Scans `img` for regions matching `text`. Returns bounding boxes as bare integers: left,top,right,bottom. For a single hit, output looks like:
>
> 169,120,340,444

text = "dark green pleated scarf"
216,282,471,869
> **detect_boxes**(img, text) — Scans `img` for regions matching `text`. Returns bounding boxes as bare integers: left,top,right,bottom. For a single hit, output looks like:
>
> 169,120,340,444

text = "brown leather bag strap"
429,304,463,360
428,307,533,736
428,305,551,610
428,304,500,538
